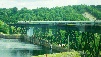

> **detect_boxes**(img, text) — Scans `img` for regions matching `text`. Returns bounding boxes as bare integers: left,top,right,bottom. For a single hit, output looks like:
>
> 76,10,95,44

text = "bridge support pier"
27,27,33,37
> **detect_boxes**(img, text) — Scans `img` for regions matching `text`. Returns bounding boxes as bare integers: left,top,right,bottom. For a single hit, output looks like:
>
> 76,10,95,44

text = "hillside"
0,5,101,24
0,5,101,57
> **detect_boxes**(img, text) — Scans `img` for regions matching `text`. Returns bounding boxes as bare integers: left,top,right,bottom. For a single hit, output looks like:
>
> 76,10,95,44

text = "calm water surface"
0,38,41,57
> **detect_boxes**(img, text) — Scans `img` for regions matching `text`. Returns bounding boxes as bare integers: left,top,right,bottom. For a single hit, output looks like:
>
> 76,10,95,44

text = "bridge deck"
9,21,101,26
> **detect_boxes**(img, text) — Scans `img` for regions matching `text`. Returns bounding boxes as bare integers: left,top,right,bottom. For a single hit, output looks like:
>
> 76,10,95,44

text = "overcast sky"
0,0,101,10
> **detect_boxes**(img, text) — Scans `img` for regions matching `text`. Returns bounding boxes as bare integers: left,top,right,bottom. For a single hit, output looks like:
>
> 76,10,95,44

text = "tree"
0,20,9,34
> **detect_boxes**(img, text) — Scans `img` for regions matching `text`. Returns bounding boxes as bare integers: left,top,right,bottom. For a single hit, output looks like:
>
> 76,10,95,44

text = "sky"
0,0,101,10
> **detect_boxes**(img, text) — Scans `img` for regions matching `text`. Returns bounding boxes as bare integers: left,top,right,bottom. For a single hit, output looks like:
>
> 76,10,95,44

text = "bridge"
8,21,101,57
8,21,101,36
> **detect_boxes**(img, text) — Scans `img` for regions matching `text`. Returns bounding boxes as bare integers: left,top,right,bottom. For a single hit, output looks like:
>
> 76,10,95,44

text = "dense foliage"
0,5,101,57
0,20,9,33
0,5,100,24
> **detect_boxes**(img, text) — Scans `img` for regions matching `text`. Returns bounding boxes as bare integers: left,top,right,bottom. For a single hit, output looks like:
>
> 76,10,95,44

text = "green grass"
32,51,81,57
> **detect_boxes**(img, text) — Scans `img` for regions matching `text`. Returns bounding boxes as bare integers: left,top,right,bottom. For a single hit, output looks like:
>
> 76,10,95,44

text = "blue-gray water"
0,38,41,57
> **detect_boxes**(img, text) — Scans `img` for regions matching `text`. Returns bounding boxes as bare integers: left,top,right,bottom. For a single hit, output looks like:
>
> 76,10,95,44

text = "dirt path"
82,12,96,21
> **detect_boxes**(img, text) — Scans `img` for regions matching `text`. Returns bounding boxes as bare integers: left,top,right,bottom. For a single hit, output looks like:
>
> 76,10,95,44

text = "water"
0,38,41,57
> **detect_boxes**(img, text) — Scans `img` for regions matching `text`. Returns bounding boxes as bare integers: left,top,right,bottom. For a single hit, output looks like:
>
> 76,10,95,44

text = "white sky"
0,0,101,10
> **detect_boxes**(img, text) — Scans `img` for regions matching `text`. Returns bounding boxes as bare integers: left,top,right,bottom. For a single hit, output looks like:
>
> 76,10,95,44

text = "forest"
0,5,101,23
0,5,101,57
0,5,101,33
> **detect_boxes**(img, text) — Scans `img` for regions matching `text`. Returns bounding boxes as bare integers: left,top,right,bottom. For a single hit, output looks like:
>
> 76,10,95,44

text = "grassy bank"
32,51,81,57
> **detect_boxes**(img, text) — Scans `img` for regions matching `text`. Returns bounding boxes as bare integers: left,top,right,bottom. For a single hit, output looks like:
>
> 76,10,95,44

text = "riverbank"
32,51,81,57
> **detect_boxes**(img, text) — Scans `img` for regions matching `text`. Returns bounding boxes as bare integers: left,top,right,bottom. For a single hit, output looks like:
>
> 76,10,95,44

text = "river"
0,38,42,57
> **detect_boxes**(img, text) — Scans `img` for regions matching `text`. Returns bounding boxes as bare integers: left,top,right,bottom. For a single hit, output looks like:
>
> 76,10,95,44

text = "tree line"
0,5,101,33
0,5,100,24
0,5,101,57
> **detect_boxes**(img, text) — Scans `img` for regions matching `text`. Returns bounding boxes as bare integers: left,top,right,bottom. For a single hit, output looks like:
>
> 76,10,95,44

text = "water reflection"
0,50,32,57
0,38,41,57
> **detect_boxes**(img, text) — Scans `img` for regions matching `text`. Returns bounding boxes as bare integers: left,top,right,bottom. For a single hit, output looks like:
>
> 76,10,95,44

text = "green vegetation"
0,20,9,33
0,5,101,24
32,51,80,57
0,5,101,57
86,6,101,19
